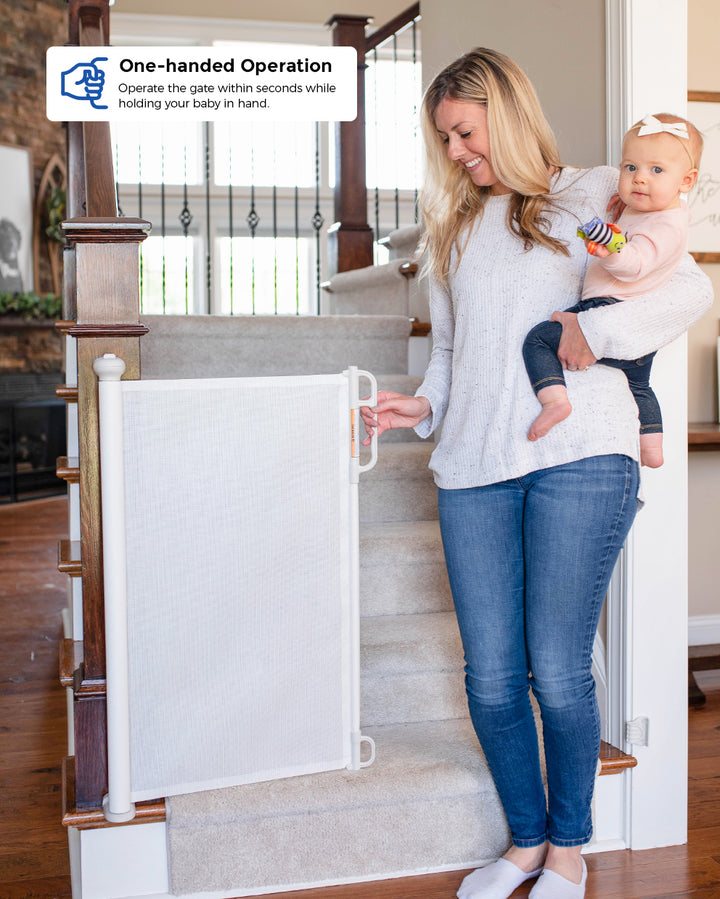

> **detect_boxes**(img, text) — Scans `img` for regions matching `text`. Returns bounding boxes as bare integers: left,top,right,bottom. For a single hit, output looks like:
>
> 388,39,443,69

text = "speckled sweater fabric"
416,166,713,490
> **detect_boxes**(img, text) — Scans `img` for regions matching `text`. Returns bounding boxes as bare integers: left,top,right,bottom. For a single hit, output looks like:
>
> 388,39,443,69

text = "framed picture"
0,143,34,292
687,92,720,262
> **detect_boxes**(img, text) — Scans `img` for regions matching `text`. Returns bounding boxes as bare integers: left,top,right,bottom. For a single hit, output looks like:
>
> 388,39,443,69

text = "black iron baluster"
371,48,380,254
161,140,166,313
412,19,419,223
204,122,212,311
272,126,278,314
179,145,193,315
392,33,400,232
246,135,259,315
294,184,300,315
272,191,278,314
312,123,324,311
228,136,235,315
138,139,144,311
113,139,123,217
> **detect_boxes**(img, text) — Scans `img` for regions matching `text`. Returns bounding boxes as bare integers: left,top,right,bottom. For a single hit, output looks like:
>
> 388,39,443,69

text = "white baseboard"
688,614,720,646
71,822,169,899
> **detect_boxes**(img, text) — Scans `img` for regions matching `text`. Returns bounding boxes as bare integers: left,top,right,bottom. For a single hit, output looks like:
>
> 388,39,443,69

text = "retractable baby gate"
93,355,377,822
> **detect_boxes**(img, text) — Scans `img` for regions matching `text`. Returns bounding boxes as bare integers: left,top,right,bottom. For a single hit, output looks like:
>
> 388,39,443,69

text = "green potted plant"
0,290,62,320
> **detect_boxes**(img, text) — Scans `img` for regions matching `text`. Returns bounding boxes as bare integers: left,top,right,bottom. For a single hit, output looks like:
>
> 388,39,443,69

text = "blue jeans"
522,297,663,434
438,455,639,847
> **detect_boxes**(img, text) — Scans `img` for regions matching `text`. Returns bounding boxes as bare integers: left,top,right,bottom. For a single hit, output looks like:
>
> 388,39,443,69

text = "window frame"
111,12,421,315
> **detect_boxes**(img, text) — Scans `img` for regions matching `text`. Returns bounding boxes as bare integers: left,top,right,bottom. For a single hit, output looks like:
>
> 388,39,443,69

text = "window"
217,235,317,315
139,235,197,315
111,13,422,315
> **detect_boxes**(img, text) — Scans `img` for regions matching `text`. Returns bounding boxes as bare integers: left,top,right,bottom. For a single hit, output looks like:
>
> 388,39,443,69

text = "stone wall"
0,319,63,374
0,0,67,295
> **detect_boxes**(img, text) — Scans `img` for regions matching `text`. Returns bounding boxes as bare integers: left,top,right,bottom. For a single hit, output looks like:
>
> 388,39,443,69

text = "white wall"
609,0,690,850
420,0,607,167
687,0,720,629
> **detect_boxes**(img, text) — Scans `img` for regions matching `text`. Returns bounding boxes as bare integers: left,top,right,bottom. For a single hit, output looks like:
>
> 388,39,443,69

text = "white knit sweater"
416,166,713,490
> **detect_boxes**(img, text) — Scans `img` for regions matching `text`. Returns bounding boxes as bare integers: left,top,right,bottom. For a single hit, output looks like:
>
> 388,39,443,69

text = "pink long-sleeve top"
581,205,689,301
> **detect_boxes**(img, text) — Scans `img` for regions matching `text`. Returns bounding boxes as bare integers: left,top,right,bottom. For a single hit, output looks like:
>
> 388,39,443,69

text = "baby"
523,112,703,467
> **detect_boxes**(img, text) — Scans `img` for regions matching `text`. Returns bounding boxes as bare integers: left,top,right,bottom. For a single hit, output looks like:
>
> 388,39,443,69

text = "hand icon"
60,57,108,109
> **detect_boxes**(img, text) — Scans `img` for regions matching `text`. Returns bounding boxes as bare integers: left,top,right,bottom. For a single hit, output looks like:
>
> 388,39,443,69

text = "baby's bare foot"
640,433,664,468
528,398,572,441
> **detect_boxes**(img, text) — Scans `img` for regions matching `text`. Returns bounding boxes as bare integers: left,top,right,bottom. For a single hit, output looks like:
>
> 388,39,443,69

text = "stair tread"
322,258,415,290
360,519,445,562
375,373,423,388
359,520,453,617
361,612,463,676
167,718,495,822
360,443,437,522
141,314,413,379
363,440,435,475
167,719,509,896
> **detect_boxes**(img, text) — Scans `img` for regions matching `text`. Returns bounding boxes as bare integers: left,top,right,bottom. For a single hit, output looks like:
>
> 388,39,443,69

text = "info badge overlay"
47,44,357,122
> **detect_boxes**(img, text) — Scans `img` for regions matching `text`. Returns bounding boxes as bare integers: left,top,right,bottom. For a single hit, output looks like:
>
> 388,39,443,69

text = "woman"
361,48,712,899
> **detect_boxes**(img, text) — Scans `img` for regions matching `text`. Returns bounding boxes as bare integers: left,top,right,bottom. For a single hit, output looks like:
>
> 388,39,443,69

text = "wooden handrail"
365,1,419,52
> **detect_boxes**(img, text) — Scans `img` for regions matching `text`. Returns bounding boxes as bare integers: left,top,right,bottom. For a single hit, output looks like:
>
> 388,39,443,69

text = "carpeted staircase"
163,432,511,899
139,231,515,898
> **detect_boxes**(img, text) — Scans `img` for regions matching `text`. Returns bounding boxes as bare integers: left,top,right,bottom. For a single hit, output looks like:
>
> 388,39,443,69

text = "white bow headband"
637,114,689,140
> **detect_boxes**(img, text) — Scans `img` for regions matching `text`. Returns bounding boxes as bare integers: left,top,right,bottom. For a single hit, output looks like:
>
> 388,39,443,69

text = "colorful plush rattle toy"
577,216,626,256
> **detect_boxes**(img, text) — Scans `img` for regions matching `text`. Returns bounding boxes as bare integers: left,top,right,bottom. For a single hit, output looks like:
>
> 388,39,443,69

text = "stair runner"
145,312,515,896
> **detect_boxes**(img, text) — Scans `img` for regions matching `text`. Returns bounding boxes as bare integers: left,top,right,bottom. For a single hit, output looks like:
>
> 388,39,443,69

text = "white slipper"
529,857,587,898
457,857,544,899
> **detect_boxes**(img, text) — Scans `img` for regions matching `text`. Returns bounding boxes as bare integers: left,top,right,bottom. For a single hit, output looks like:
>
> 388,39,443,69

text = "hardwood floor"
0,496,72,899
1,496,719,899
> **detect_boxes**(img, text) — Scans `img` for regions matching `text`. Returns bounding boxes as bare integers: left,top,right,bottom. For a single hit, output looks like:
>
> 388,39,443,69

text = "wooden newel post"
326,14,375,274
64,217,150,807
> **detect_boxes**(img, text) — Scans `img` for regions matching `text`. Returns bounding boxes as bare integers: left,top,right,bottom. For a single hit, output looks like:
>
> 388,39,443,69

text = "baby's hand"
586,239,610,258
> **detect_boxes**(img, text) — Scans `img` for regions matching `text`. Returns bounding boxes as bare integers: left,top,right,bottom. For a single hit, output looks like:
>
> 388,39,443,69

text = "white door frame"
605,0,690,851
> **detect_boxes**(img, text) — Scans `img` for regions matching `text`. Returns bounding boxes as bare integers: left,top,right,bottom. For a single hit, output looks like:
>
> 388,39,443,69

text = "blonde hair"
625,112,704,169
419,47,567,284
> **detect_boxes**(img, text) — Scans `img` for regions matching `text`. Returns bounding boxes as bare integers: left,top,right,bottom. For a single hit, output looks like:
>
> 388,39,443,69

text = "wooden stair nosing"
58,539,82,576
410,319,431,337
599,740,637,775
60,638,83,688
689,644,720,672
61,757,166,830
56,385,78,402
56,456,80,483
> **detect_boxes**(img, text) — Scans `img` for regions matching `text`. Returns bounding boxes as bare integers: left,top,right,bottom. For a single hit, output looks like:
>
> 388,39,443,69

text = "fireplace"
0,373,67,502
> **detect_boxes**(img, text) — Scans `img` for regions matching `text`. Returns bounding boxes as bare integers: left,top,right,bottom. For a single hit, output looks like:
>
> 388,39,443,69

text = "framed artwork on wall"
0,143,34,293
688,92,720,263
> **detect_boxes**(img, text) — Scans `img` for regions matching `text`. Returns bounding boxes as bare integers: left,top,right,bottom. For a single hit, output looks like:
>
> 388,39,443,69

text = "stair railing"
61,0,151,812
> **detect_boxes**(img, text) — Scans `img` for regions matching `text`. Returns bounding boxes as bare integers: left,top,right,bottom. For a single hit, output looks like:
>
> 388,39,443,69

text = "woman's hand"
550,311,598,371
360,391,432,445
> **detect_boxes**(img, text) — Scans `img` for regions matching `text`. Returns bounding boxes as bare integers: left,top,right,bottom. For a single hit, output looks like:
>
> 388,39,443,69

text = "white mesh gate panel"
94,360,375,812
